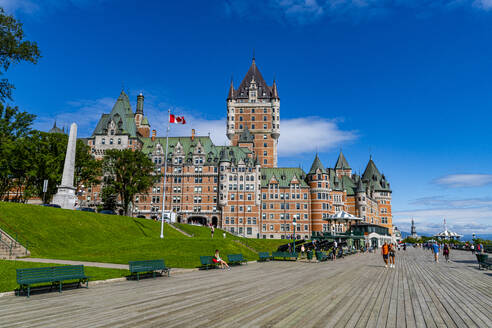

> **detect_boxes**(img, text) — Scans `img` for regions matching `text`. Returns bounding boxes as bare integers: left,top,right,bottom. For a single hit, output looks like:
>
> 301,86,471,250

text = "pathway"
1,248,490,327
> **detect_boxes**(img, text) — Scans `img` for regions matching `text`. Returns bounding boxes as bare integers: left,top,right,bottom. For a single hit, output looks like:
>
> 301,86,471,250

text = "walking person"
432,242,440,263
212,249,230,270
332,241,338,261
301,244,305,259
443,244,450,262
389,243,396,268
211,225,214,239
381,242,389,268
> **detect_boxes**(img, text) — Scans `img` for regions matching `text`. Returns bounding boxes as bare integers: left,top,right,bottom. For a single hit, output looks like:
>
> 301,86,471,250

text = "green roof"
140,136,253,166
92,91,138,137
362,157,391,192
141,116,150,126
261,167,309,188
308,154,325,174
335,151,351,170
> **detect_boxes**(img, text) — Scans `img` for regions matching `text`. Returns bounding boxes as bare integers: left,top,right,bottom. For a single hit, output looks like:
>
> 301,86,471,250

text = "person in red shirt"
381,242,389,268
213,249,230,270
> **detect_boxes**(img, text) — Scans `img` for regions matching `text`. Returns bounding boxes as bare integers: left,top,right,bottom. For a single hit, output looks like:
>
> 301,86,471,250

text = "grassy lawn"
0,260,129,293
0,202,291,268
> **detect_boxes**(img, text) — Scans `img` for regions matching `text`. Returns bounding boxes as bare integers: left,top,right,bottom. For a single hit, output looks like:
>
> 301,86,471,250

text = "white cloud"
225,0,492,24
474,0,492,10
434,174,492,188
278,117,356,156
0,0,107,14
394,196,492,235
33,97,116,137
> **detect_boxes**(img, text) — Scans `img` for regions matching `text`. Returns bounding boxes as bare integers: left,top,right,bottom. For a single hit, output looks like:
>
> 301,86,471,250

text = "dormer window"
102,138,105,145
111,129,115,135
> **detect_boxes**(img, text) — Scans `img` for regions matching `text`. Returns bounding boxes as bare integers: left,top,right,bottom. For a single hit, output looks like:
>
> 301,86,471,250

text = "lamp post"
292,218,297,253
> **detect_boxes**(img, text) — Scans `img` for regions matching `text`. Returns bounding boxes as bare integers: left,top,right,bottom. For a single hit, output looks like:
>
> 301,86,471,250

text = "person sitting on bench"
213,249,230,270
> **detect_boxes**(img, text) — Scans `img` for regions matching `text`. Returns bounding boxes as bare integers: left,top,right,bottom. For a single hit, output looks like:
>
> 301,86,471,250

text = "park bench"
315,251,328,262
227,254,248,265
129,259,170,281
476,254,491,270
16,265,89,298
258,252,271,262
200,256,218,270
271,251,298,261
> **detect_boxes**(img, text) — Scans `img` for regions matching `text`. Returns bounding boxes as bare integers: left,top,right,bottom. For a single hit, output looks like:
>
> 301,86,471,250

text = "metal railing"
0,218,30,256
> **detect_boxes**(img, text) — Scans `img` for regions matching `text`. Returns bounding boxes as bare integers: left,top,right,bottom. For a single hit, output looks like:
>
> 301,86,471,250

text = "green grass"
0,202,287,268
0,260,129,292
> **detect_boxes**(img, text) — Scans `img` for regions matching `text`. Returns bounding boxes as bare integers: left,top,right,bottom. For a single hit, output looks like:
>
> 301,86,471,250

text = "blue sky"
2,0,492,236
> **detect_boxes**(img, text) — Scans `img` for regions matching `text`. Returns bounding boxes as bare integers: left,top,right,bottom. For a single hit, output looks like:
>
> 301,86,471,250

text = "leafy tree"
0,103,35,199
103,149,157,216
101,184,117,212
0,8,41,101
75,139,101,191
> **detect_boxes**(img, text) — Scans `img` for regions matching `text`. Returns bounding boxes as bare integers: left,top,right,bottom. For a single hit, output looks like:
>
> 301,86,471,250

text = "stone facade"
78,58,393,239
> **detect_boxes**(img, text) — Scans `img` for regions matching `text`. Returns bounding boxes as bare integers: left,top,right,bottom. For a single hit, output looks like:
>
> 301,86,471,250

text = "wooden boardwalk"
1,248,490,327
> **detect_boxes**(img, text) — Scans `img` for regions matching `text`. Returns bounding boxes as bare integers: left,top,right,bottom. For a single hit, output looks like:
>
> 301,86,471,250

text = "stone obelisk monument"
52,123,78,209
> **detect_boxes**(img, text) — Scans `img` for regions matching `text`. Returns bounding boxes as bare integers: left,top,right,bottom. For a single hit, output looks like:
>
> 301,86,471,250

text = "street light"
292,218,297,253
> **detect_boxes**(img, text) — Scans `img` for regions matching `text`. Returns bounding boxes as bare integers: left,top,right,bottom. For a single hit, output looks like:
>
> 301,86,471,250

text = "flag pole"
160,108,171,239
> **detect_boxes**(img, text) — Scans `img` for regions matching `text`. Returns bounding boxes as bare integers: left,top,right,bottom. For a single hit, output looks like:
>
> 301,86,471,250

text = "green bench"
227,254,248,265
129,259,170,281
200,256,218,270
476,254,491,270
315,251,328,262
258,252,271,262
271,251,298,261
17,265,89,298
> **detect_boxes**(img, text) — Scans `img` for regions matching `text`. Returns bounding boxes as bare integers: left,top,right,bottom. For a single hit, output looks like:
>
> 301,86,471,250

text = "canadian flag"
169,114,186,124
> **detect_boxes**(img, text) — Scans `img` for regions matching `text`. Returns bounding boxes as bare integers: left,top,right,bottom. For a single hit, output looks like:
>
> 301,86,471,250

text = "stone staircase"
0,228,30,260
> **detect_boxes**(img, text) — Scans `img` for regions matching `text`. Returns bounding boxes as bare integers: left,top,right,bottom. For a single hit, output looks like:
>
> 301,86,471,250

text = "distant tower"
227,57,280,167
411,218,417,238
134,93,150,138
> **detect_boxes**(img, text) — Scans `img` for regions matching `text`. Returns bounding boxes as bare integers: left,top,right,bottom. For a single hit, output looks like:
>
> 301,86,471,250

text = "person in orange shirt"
381,242,389,268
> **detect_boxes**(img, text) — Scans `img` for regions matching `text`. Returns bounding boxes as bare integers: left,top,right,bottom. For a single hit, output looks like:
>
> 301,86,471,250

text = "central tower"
227,57,280,168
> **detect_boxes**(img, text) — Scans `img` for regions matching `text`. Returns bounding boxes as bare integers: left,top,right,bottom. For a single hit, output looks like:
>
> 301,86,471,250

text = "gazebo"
324,210,362,234
433,219,462,241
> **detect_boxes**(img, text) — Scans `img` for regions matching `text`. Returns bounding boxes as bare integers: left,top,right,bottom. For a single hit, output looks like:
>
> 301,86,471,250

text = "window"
239,116,243,121
263,124,267,129
239,124,243,129
110,138,113,145
247,227,252,235
263,116,267,121
117,138,121,145
264,159,267,164
263,134,267,139
101,138,105,145
251,124,255,129
252,116,255,121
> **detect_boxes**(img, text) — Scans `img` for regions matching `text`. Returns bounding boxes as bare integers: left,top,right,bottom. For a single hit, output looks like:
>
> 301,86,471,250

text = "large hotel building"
78,58,393,239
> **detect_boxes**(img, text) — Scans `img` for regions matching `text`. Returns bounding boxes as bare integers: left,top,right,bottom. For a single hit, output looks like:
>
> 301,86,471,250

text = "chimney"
136,93,144,115
191,128,195,141
152,129,156,141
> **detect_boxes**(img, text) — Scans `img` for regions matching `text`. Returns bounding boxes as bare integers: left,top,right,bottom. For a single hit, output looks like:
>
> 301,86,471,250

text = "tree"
103,149,157,216
101,184,117,212
75,139,101,192
0,103,35,199
0,8,41,101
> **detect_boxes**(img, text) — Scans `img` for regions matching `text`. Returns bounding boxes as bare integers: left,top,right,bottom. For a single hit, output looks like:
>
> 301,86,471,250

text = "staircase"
0,228,30,260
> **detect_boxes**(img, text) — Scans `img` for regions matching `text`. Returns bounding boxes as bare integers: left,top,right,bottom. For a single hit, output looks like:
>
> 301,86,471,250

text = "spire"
335,150,351,170
308,154,325,174
238,125,254,143
356,179,364,193
227,77,234,100
53,120,57,129
272,78,279,99
219,148,230,163
136,93,144,115
362,156,381,181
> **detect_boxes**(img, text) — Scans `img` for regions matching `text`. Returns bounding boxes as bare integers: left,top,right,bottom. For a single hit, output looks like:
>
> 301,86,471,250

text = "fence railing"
0,218,30,256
